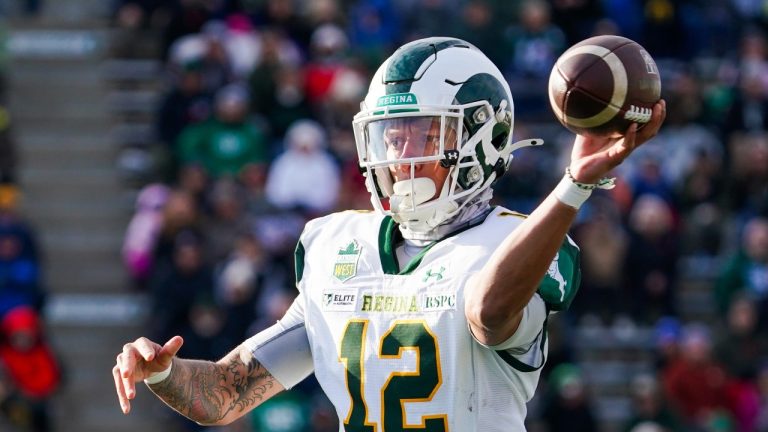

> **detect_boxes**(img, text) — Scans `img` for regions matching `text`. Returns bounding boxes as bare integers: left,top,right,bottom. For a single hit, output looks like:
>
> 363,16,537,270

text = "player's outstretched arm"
466,100,666,346
113,336,284,425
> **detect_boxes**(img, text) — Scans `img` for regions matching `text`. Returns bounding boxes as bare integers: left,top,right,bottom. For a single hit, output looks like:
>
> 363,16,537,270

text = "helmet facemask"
354,100,508,233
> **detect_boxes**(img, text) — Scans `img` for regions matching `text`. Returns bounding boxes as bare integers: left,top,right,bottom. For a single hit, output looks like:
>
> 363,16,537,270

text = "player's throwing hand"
112,336,183,414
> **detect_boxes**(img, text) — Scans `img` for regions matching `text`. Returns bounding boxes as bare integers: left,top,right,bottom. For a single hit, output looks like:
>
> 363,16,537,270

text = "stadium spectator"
715,296,765,431
662,324,732,429
453,0,503,66
177,83,269,182
303,24,352,110
723,132,768,216
122,183,171,288
210,16,261,81
715,217,768,324
265,119,341,216
148,229,213,348
570,195,628,321
215,250,262,342
715,295,768,380
347,0,400,71
248,0,315,51
0,186,44,316
248,28,307,145
504,0,566,80
204,178,250,262
152,188,203,274
540,363,598,432
723,30,768,139
0,306,60,432
155,63,213,155
160,0,218,61
623,374,682,432
624,194,680,323
169,25,233,94
653,316,682,371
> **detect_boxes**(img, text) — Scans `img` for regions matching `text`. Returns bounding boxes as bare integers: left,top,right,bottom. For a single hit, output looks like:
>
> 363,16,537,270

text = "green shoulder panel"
537,237,581,311
294,240,305,284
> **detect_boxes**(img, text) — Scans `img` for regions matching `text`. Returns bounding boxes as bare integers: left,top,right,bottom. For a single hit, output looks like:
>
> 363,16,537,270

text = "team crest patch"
333,240,362,282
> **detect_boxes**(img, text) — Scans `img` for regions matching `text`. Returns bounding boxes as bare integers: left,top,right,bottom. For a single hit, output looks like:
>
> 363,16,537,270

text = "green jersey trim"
294,240,305,283
496,314,549,373
378,216,400,274
377,209,493,275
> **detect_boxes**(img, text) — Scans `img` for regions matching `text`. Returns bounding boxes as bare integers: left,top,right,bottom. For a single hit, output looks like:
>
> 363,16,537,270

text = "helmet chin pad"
390,178,436,212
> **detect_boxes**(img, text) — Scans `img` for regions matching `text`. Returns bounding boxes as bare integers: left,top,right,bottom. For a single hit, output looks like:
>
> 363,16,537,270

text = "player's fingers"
119,344,138,378
638,99,666,141
113,364,131,414
157,336,184,365
117,350,138,399
133,338,158,362
604,123,636,166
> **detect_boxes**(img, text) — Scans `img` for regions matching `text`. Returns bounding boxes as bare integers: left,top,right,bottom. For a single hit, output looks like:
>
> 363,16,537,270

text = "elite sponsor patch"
322,289,358,311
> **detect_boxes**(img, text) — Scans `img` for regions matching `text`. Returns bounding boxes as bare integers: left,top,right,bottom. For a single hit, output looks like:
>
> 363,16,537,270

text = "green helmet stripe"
454,72,512,139
383,38,468,94
453,73,510,114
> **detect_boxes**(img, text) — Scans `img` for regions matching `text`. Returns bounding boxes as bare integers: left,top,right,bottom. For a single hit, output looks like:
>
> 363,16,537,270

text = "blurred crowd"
96,0,768,431
0,22,61,431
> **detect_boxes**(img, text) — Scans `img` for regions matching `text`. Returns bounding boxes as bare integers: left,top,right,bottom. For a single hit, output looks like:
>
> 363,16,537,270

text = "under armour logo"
423,266,446,282
441,150,459,167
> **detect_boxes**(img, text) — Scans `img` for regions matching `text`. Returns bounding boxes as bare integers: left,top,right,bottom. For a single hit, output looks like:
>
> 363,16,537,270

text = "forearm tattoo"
148,350,276,424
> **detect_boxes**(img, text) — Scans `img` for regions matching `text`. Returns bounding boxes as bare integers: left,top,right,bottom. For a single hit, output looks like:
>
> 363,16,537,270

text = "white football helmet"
353,37,539,233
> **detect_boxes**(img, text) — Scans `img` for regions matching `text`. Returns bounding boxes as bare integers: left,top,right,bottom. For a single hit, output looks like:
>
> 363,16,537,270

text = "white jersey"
247,207,580,431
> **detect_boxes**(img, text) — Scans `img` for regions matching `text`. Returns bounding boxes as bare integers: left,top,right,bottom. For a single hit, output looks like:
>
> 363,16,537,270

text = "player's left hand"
568,99,666,184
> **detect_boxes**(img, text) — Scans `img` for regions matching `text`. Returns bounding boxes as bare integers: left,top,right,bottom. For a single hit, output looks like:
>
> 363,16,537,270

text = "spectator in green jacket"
177,83,269,183
715,217,768,327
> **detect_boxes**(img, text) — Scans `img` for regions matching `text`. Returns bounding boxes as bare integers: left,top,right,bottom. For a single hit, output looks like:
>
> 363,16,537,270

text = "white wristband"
554,174,593,209
144,361,173,385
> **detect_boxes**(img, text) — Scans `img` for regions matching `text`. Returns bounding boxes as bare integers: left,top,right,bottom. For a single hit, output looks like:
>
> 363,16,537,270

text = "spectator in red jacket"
662,323,732,429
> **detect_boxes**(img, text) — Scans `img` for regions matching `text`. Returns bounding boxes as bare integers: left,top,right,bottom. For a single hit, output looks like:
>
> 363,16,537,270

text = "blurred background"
0,0,766,431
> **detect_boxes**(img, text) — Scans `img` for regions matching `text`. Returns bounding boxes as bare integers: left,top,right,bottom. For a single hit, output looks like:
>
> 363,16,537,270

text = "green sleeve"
537,236,581,311
246,124,269,164
177,123,206,164
714,253,746,314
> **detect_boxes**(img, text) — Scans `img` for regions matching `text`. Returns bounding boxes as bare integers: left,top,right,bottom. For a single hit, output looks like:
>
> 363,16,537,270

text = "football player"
113,37,665,430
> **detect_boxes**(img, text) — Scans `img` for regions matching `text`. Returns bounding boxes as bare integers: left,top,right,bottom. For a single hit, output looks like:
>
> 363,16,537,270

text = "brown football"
548,35,661,137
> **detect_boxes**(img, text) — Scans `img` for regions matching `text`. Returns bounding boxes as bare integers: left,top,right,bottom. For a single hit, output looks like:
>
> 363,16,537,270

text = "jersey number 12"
339,319,448,432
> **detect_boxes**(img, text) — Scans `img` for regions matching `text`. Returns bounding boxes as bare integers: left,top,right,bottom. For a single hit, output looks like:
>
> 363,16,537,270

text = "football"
548,35,661,137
